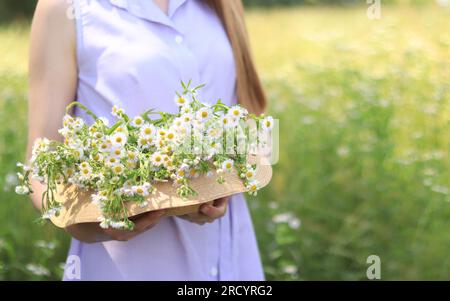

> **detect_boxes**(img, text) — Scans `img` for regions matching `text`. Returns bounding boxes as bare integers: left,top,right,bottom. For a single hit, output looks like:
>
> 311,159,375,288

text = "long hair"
205,0,267,114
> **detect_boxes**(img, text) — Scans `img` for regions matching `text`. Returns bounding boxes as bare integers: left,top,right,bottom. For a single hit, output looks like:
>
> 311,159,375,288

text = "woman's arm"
28,0,77,211
28,0,165,243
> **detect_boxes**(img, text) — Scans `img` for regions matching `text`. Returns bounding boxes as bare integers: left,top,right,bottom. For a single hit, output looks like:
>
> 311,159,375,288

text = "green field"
0,5,449,280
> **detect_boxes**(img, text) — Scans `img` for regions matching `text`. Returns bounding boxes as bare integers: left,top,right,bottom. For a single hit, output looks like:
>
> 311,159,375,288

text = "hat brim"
50,155,272,228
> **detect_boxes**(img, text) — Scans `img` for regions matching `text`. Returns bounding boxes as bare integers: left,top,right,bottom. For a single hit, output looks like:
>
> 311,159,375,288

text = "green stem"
65,102,99,120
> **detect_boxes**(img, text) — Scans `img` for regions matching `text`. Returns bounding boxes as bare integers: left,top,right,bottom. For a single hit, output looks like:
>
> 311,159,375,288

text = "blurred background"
0,0,449,280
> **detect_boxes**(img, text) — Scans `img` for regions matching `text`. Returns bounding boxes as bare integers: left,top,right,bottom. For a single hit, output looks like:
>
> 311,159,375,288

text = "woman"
28,0,267,280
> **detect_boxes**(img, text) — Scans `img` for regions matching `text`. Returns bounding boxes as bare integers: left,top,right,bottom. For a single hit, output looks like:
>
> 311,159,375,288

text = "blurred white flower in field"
422,104,438,115
422,151,445,161
59,262,66,270
411,131,423,140
436,0,450,8
336,146,350,157
35,240,56,250
301,116,315,125
431,185,449,195
3,172,18,191
422,179,433,187
282,265,298,276
272,212,301,230
269,201,278,210
423,168,437,177
26,263,50,277
288,218,301,230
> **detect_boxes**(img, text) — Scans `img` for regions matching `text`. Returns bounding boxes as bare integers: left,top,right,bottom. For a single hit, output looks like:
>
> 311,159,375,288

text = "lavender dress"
63,0,264,280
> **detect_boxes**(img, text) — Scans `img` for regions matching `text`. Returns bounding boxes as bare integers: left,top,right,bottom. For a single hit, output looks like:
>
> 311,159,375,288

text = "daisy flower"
110,146,125,158
97,117,110,126
98,139,112,153
63,114,74,127
181,113,194,124
79,161,90,170
165,130,177,143
111,132,127,147
180,105,193,114
132,184,150,197
131,116,145,128
111,163,125,175
261,116,274,131
79,165,92,180
111,105,125,117
90,153,104,163
229,106,245,119
127,150,139,163
72,147,84,160
150,152,164,167
221,159,234,172
246,180,260,196
220,115,236,129
196,107,211,122
138,137,150,149
174,95,190,107
140,124,156,138
243,167,256,180
15,185,30,195
105,155,119,166
208,127,223,139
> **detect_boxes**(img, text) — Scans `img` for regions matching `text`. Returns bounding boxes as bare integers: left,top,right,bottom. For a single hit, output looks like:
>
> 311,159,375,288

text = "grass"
0,5,449,280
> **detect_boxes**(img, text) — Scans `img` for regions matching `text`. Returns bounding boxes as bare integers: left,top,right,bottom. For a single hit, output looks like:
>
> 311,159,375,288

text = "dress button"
210,266,219,277
175,35,184,44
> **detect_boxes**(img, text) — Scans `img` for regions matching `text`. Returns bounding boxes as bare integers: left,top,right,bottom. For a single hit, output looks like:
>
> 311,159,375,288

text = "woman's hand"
178,197,230,225
66,210,166,243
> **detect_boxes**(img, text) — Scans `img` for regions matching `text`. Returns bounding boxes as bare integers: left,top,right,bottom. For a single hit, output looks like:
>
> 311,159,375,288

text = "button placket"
175,35,184,44
210,266,219,278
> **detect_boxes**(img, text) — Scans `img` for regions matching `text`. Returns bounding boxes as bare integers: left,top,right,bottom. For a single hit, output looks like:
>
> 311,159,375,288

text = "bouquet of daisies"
16,82,274,230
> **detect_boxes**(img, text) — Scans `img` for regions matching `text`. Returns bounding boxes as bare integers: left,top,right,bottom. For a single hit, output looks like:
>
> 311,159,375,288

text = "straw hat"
50,155,272,228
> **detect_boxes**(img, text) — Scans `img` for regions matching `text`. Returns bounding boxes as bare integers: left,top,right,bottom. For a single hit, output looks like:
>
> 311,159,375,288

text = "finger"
213,197,230,208
180,213,209,225
103,228,133,242
200,204,226,219
200,198,229,218
133,210,166,232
